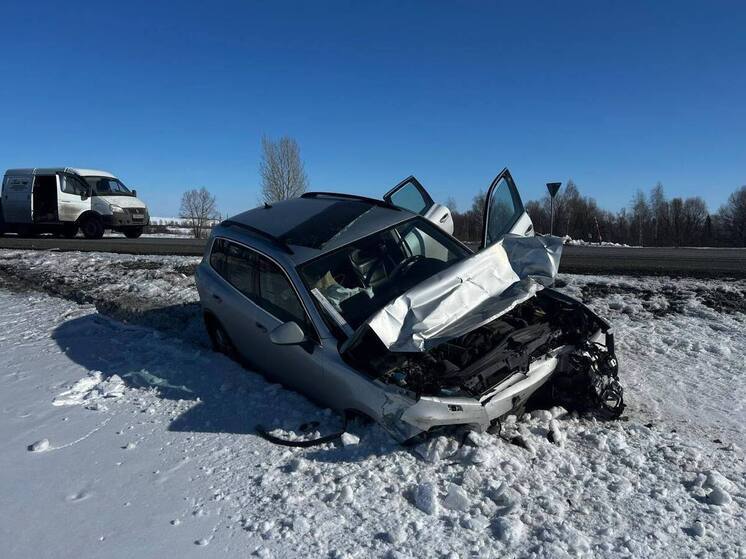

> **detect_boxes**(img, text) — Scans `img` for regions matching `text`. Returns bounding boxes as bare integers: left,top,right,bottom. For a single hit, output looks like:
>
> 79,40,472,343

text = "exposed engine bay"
345,289,625,418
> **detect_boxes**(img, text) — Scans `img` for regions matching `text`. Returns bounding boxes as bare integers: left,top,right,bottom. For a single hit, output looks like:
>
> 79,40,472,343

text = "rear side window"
209,238,312,334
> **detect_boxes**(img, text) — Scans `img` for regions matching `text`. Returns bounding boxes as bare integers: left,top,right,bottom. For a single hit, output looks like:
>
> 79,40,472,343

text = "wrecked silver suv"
195,169,623,441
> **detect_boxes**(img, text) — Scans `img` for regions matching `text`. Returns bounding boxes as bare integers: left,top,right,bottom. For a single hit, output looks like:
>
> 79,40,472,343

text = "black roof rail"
301,191,399,210
220,220,294,254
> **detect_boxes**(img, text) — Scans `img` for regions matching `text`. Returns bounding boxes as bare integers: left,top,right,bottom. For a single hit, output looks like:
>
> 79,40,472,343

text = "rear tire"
62,224,78,238
123,227,143,239
81,216,104,239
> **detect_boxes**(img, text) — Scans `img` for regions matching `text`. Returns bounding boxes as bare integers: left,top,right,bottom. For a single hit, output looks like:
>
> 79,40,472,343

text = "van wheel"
207,319,238,361
81,216,104,239
123,227,143,239
17,225,37,238
62,224,78,238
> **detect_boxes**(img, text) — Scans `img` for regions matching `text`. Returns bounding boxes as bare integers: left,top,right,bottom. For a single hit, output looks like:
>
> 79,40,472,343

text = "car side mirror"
132,189,137,197
80,190,89,201
269,321,306,345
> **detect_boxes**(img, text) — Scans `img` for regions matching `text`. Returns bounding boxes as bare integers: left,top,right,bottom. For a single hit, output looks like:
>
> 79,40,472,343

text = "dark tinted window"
257,257,308,327
210,238,311,332
278,200,373,249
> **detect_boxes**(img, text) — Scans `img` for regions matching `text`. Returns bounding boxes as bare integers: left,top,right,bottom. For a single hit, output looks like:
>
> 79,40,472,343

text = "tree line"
177,136,745,248
451,181,746,247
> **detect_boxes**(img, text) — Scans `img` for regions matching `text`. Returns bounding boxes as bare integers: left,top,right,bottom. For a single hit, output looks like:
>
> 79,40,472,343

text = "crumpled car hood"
366,234,564,352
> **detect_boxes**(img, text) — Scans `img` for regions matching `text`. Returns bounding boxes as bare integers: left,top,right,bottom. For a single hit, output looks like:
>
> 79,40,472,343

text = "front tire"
206,318,238,361
123,227,143,239
81,216,104,239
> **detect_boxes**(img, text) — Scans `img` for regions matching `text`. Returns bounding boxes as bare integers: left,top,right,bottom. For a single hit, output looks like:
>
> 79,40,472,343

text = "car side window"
387,181,433,215
210,238,311,334
256,255,309,330
485,178,523,245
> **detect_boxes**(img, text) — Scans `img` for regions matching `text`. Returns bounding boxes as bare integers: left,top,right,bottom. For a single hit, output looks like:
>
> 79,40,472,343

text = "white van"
0,168,149,239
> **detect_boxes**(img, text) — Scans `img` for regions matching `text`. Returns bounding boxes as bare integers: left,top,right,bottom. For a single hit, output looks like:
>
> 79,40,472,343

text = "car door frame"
383,175,435,215
481,167,533,249
203,236,328,397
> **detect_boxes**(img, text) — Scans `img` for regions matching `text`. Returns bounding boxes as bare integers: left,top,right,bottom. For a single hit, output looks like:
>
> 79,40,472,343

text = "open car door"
384,176,454,235
481,168,533,249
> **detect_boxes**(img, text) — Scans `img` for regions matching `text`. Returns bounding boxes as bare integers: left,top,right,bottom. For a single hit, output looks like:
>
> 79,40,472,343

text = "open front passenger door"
384,176,454,235
482,168,533,249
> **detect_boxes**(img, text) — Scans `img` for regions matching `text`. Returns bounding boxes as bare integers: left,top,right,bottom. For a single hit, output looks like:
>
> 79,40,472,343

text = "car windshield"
84,176,133,196
299,218,470,331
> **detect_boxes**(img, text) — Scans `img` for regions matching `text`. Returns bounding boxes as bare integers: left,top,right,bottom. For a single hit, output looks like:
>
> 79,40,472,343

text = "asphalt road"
0,236,744,277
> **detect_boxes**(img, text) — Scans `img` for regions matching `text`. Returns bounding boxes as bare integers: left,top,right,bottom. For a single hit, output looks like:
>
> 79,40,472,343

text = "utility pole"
546,182,561,235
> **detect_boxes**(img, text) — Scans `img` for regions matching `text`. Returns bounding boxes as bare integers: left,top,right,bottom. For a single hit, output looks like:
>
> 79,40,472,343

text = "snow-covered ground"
564,236,633,248
1,249,745,558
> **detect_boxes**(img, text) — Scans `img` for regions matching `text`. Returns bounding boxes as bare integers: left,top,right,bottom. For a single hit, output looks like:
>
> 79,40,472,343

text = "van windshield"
84,176,133,196
299,218,470,330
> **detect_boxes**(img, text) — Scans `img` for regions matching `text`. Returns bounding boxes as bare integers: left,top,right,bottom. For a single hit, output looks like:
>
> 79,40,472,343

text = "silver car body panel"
367,234,564,352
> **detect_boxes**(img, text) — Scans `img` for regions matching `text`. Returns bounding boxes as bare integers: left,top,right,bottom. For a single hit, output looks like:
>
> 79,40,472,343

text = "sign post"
546,182,561,235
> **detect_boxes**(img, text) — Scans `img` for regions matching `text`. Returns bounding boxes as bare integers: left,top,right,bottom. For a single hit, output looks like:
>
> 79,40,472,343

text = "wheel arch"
75,210,103,225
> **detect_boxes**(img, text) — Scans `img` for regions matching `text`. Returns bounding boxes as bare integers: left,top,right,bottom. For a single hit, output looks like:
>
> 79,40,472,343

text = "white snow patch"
53,372,126,406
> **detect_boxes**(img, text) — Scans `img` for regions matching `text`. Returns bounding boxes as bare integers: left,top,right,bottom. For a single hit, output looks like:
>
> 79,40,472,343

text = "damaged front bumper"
380,328,618,441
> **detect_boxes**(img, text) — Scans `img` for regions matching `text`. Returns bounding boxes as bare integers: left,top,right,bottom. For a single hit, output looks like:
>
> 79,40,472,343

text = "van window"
84,176,132,196
210,238,311,333
60,174,88,196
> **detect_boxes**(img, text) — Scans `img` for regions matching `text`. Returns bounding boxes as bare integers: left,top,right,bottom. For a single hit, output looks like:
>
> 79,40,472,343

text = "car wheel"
81,216,104,239
123,227,143,239
207,319,238,360
62,224,78,238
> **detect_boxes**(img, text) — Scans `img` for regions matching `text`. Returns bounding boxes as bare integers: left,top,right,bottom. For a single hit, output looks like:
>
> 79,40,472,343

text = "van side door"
58,173,90,222
2,174,33,223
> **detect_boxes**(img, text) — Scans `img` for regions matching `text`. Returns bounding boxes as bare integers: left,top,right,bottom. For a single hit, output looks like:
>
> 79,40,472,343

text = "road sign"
546,182,561,198
546,182,562,235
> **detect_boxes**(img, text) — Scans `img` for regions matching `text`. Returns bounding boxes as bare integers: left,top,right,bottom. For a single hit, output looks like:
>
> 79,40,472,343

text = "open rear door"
384,176,454,234
482,168,533,249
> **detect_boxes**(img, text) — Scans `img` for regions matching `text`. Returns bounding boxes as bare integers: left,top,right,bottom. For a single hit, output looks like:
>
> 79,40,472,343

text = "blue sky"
1,1,744,217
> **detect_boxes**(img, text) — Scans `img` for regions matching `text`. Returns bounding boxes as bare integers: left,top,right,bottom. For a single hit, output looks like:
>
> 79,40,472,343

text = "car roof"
214,193,415,265
4,167,116,178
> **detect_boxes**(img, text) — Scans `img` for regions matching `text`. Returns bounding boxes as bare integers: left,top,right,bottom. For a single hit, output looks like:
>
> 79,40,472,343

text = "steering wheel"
388,255,425,283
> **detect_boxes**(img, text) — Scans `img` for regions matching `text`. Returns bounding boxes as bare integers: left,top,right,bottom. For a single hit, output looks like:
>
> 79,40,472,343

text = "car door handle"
255,322,267,333
439,213,449,223
211,294,222,303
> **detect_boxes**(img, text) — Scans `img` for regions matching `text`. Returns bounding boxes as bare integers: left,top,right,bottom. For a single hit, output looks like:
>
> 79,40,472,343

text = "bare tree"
631,190,649,246
718,185,746,246
260,135,309,204
180,187,220,239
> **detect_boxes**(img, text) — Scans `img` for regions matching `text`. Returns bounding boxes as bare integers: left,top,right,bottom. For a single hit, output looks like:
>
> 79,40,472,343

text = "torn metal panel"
367,234,564,352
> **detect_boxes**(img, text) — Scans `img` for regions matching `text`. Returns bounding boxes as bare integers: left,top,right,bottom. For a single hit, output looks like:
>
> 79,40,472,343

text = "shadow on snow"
50,307,398,461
